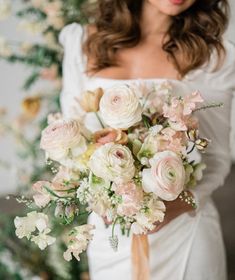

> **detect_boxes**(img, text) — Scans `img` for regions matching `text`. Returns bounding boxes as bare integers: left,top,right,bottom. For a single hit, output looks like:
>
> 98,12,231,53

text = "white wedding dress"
59,23,235,280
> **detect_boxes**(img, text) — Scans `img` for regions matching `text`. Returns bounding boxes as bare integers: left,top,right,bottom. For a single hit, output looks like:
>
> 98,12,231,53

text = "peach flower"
93,128,128,145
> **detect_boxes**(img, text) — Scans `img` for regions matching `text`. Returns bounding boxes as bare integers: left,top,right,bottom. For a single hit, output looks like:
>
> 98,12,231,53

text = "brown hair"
83,0,229,77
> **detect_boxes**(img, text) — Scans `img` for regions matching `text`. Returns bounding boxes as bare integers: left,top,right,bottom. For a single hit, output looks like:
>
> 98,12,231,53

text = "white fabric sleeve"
191,40,235,211
59,23,85,119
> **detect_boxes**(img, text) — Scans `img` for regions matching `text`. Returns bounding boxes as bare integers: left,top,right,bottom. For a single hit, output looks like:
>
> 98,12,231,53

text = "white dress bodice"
59,23,235,280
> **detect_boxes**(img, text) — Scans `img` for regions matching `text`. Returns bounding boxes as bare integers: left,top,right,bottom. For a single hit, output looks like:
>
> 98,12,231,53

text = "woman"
59,0,235,279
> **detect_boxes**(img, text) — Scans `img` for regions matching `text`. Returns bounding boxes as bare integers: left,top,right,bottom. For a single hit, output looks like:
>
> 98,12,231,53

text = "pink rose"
142,151,185,201
113,181,143,216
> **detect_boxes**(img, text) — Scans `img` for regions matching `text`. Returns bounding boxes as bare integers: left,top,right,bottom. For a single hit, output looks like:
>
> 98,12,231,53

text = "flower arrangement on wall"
0,0,95,279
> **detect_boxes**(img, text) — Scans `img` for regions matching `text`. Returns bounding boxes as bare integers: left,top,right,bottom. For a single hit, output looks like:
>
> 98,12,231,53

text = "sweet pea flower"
113,181,143,217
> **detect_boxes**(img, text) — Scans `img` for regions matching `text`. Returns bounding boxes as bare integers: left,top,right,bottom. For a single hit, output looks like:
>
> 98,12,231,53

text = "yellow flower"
80,88,104,112
78,144,99,167
21,96,41,118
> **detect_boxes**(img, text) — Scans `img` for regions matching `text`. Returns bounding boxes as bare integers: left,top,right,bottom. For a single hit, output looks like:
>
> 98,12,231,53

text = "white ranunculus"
142,151,185,201
99,84,143,129
40,119,87,163
88,143,135,183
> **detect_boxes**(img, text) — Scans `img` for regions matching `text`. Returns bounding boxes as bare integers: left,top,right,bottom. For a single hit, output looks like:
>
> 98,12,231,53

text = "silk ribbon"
131,234,150,280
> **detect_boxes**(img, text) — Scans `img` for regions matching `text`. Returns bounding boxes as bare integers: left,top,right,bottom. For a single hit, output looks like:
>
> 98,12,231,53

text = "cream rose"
40,119,87,162
99,84,143,129
142,151,185,201
88,143,135,183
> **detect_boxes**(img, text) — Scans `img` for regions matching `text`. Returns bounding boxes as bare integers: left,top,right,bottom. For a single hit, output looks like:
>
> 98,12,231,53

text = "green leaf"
23,71,40,90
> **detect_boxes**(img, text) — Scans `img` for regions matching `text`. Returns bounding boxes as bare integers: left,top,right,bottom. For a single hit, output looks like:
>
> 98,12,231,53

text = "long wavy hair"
83,0,229,77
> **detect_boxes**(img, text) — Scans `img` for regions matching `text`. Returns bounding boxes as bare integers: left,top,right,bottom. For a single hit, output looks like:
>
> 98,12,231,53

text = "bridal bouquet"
14,81,213,262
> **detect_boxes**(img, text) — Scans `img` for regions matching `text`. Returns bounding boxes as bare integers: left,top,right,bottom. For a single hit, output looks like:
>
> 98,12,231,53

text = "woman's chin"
148,0,196,16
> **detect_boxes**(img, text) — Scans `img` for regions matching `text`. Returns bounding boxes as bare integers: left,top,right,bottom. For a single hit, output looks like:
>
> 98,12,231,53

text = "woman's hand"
148,192,196,234
102,192,196,231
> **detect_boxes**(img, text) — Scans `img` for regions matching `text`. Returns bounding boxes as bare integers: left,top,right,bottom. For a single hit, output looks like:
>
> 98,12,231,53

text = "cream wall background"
0,1,235,195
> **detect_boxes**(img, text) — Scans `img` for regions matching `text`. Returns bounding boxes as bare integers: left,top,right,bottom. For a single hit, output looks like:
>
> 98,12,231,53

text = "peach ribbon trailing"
131,234,150,280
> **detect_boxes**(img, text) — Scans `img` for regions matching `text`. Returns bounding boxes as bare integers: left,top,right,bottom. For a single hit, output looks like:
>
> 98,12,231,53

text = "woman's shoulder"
205,39,235,74
187,39,235,92
222,39,235,70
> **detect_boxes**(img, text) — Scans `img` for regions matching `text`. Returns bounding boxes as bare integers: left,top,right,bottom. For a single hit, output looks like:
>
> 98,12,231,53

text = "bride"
59,0,235,279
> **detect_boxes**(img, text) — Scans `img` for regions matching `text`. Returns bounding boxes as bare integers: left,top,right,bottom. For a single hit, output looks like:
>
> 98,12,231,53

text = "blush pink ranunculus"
113,181,143,216
142,151,185,201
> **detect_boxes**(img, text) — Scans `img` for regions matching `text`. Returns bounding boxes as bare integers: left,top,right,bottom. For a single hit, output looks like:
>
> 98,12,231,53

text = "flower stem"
187,143,196,154
112,217,119,237
193,102,223,113
95,112,105,128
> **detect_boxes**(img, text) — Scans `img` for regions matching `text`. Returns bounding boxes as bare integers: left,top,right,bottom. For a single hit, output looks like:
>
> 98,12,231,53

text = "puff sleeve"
191,40,235,211
59,23,86,119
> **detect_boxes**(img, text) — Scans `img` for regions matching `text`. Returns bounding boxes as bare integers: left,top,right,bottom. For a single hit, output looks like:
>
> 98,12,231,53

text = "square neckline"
80,24,195,84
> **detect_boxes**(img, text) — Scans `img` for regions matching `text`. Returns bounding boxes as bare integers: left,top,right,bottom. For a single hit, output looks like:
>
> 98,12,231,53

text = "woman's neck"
140,1,172,40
